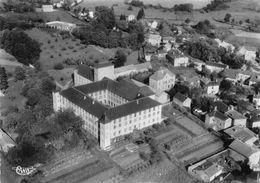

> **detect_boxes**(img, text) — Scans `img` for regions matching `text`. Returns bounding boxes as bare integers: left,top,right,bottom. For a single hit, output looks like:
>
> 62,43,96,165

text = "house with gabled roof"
173,92,191,108
205,109,232,131
206,81,220,95
149,67,175,92
225,110,247,127
224,126,258,146
229,139,260,169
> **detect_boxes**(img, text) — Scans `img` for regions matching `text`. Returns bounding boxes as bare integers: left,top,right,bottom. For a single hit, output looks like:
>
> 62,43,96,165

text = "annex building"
53,78,162,150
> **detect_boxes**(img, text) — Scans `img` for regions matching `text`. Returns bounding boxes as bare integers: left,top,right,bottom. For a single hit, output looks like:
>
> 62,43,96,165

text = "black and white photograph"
0,0,260,182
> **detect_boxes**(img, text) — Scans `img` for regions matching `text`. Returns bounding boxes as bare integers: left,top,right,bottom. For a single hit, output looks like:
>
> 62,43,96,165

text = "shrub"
47,40,51,44
61,47,67,51
58,53,61,56
50,55,54,58
53,63,64,70
73,50,77,52
68,46,74,49
50,45,54,49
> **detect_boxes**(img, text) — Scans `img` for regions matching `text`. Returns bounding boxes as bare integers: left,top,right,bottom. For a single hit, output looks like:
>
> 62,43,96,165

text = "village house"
127,14,136,22
229,139,260,169
253,94,260,109
206,82,220,95
225,110,247,127
237,46,257,63
42,5,54,12
149,67,175,92
148,20,158,30
188,149,244,183
237,100,260,116
192,58,205,71
224,126,258,146
214,39,235,52
173,93,191,108
131,79,170,104
145,33,162,47
166,50,189,67
221,69,258,85
249,115,260,128
205,62,228,73
205,109,232,131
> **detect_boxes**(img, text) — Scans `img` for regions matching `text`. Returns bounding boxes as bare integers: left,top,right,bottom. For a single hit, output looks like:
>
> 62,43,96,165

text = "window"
114,125,116,129
118,130,121,134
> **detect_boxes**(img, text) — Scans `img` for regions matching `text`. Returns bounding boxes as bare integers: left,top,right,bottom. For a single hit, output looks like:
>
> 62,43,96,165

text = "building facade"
149,67,175,91
53,78,162,150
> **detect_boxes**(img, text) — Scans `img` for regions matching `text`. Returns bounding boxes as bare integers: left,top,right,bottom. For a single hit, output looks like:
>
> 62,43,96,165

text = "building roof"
93,62,113,68
114,62,152,75
226,110,246,120
208,110,229,121
75,78,154,101
229,139,259,158
221,69,254,80
59,78,159,123
150,67,175,81
103,97,160,122
224,126,257,143
46,21,76,27
250,115,260,123
60,87,108,118
173,92,189,103
207,81,219,87
206,62,227,69
78,64,94,81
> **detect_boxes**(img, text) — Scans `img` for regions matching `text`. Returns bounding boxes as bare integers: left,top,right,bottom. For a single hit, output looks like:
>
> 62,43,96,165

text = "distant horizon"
81,0,213,9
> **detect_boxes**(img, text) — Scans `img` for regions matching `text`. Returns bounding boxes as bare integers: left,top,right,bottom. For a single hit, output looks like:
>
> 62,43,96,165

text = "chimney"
228,105,234,111
92,100,95,105
214,106,217,111
84,96,86,100
137,100,139,105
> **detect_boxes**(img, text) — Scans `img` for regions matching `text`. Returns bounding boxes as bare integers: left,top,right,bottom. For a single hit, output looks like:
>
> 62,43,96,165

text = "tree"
1,29,41,65
220,79,233,91
39,77,56,96
224,13,231,22
14,66,26,81
0,67,8,90
239,20,243,25
136,8,145,20
95,6,115,29
185,18,191,24
113,49,127,68
127,6,133,11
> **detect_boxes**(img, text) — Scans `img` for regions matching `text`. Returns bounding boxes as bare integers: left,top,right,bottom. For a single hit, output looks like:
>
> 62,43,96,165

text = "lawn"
25,28,137,71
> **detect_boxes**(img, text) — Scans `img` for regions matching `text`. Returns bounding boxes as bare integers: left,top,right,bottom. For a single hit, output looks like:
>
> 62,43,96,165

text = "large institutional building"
53,76,162,150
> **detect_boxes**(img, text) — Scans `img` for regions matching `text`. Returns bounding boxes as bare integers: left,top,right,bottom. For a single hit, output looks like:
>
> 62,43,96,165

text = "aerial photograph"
1,0,260,182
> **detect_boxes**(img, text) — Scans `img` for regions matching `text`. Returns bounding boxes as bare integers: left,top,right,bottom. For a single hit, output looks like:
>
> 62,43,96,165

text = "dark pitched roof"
59,78,159,124
60,87,108,118
208,110,229,121
75,78,154,101
102,97,160,123
173,92,189,103
78,64,94,81
94,62,113,68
